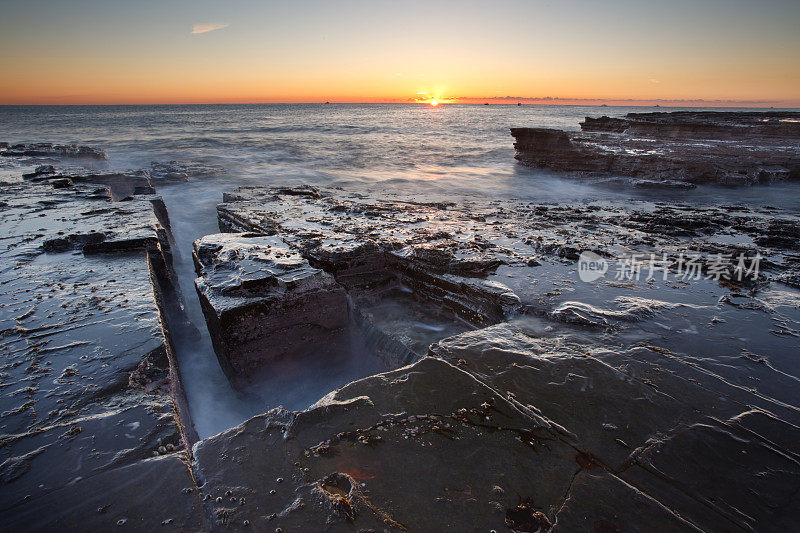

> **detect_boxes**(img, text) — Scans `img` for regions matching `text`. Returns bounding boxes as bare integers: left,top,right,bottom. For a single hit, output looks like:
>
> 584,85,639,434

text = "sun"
417,94,449,106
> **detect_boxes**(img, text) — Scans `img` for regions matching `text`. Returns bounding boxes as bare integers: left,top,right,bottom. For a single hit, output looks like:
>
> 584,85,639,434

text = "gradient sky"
1,0,798,105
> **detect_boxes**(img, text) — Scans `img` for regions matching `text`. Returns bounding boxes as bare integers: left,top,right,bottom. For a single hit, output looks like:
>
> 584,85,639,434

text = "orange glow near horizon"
419,97,458,106
0,2,798,107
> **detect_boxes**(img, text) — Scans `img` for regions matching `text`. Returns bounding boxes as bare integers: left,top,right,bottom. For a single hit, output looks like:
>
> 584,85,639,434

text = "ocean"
3,103,800,205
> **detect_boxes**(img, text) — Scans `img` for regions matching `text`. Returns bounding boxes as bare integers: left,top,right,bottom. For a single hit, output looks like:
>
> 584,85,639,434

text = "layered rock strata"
193,233,348,376
0,142,107,160
580,111,800,139
511,111,800,185
3,147,800,531
0,160,201,529
188,185,800,531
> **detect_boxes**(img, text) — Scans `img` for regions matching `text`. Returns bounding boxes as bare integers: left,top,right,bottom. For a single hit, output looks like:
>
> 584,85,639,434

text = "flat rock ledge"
3,147,800,531
0,155,201,530
189,185,800,532
511,111,800,186
192,324,800,532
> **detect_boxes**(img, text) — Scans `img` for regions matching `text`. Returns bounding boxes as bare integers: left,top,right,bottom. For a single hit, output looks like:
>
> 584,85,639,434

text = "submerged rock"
150,160,225,182
0,142,107,160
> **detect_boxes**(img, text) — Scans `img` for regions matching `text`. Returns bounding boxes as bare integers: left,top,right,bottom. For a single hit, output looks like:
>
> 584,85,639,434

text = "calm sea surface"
2,103,799,208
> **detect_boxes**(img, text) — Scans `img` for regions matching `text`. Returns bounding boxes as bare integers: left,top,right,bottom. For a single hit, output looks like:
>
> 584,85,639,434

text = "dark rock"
0,142,107,160
66,171,156,201
22,165,56,179
24,170,156,201
194,357,580,532
210,187,528,368
272,184,321,198
5,167,800,531
150,160,225,182
1,455,202,531
0,174,199,527
42,231,106,252
632,179,696,190
188,183,800,530
505,502,551,532
580,111,800,139
51,178,73,189
579,115,630,133
193,233,348,375
551,470,697,531
512,112,800,185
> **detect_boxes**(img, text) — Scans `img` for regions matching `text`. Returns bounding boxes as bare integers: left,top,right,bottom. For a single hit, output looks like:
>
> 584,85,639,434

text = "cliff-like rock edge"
511,111,800,186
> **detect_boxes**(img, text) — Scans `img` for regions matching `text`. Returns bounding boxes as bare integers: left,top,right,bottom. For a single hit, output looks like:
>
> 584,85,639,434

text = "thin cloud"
191,22,229,34
649,78,661,84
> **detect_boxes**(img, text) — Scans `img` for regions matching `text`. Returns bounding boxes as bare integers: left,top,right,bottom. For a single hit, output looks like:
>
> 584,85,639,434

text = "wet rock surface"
2,141,800,531
511,111,800,185
150,160,226,183
193,233,348,376
194,357,587,532
0,166,201,528
580,111,800,139
0,142,107,160
190,185,800,531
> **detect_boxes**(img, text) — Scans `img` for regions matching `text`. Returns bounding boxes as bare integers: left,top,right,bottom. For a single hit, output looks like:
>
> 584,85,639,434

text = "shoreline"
1,111,799,529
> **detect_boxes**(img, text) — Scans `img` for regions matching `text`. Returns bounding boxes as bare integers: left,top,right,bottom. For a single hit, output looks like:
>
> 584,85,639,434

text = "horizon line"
1,101,798,108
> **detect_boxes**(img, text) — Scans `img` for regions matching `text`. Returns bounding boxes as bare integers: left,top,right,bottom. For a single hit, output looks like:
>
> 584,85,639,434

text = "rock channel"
188,185,800,532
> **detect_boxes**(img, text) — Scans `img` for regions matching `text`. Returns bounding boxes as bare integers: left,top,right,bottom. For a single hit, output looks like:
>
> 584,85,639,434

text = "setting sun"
429,99,439,106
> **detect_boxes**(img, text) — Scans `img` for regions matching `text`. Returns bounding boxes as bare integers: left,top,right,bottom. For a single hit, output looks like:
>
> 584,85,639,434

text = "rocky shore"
1,133,799,532
188,185,800,531
511,111,800,186
0,163,201,529
0,142,107,160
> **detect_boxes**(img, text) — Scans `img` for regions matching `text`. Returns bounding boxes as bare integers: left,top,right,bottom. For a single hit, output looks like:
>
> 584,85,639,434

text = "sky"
0,0,798,105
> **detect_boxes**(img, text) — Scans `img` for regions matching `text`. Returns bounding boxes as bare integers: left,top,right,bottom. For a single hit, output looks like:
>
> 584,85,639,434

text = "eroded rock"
0,142,107,160
193,233,348,375
189,184,800,531
511,111,800,185
581,111,800,139
194,357,580,531
0,175,200,526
